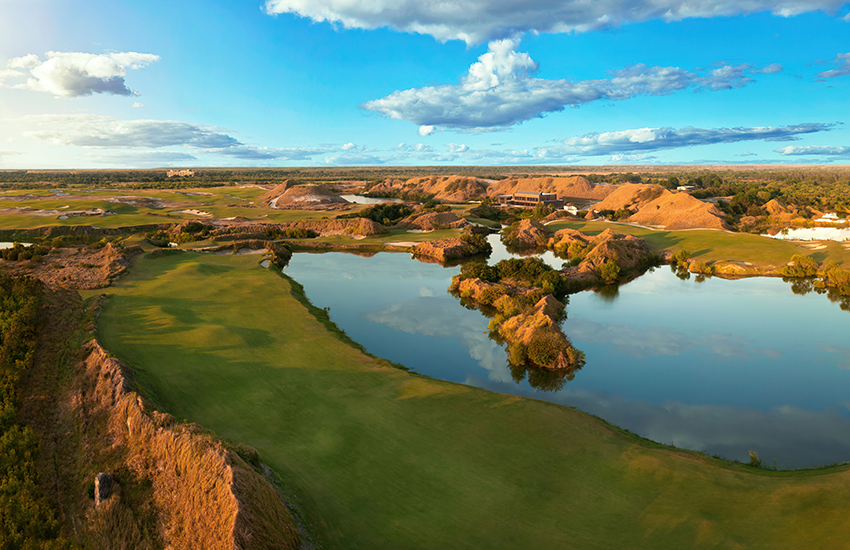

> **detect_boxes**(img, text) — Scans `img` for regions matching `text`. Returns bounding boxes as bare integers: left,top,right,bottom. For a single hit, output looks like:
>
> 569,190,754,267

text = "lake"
340,194,403,205
765,227,850,241
0,242,31,249
285,251,850,469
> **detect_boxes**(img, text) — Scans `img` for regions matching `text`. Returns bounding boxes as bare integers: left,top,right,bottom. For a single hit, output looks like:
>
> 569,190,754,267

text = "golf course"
94,249,850,549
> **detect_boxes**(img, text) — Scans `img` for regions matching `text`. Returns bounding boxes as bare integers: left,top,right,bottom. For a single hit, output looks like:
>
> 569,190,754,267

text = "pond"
0,242,31,249
340,194,403,205
285,251,850,469
764,227,850,242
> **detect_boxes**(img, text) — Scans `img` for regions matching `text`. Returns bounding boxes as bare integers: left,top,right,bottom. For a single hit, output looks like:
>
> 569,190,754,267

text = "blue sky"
0,0,848,168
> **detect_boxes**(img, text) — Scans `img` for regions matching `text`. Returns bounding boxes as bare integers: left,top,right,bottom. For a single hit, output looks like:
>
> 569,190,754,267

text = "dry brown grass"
76,342,300,550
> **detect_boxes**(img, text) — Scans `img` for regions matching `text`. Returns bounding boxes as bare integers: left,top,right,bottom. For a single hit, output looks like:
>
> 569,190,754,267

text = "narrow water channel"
285,248,850,469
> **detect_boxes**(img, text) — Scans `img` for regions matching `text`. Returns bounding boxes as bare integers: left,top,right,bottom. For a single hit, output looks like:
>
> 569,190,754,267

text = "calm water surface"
285,251,850,468
340,194,403,205
765,227,850,241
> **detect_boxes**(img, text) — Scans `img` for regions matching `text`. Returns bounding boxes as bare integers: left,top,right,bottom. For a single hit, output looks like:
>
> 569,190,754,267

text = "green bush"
596,260,621,284
781,254,819,278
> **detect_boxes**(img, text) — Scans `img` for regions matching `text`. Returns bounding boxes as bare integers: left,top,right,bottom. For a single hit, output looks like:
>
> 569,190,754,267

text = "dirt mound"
497,295,584,371
502,219,551,248
590,184,729,230
413,236,486,263
591,183,666,212
397,211,467,231
266,184,348,210
627,192,730,230
78,341,301,550
486,176,614,200
258,180,302,204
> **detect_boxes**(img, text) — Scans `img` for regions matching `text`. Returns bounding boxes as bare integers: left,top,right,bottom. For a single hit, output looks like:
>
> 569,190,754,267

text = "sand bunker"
170,209,212,217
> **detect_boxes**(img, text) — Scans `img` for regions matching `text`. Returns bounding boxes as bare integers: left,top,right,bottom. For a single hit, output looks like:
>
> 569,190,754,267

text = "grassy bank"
548,219,850,267
97,251,850,549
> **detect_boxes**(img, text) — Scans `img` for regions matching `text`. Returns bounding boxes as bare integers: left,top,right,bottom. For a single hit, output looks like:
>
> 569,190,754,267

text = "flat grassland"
0,187,334,229
549,219,850,267
97,251,850,549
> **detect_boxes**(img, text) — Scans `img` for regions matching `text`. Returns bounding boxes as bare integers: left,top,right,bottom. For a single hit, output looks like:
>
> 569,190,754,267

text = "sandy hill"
591,183,729,230
395,211,467,231
486,176,614,200
266,184,348,210
258,179,302,204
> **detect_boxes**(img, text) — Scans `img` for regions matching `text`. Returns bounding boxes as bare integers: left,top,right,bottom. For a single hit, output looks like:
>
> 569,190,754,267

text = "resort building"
496,191,565,209
167,169,196,177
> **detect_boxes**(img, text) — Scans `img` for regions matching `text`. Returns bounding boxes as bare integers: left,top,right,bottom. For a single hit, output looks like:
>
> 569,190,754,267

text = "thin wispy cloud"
776,145,850,156
362,38,774,133
265,0,847,45
544,123,836,157
22,114,327,160
2,51,159,97
817,52,850,78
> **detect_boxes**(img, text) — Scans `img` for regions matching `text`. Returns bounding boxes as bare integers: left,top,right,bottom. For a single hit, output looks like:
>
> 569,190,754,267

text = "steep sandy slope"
591,183,729,230
486,176,614,200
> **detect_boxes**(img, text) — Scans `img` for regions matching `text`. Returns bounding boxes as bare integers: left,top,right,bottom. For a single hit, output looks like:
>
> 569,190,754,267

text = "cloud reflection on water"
468,375,850,468
363,296,514,383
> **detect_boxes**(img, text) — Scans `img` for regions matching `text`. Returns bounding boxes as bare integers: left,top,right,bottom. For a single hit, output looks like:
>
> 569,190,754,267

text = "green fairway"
549,219,850,267
0,187,341,229
98,251,850,549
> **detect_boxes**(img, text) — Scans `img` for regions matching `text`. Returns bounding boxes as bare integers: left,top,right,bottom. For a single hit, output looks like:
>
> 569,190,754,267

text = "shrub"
596,260,621,284
781,254,819,278
671,249,691,267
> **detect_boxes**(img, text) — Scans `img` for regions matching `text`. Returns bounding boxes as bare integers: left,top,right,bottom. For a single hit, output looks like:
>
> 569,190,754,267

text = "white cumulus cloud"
817,52,850,79
2,51,159,97
362,38,770,132
264,0,847,45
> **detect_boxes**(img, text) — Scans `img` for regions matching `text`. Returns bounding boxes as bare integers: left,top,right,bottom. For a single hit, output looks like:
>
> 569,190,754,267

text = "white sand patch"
385,241,418,247
170,209,212,217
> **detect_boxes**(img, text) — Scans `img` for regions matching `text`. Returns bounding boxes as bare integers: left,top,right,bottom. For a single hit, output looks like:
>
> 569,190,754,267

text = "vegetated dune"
366,174,612,203
485,176,614,200
413,235,486,263
264,184,348,210
369,176,490,202
575,229,659,273
395,211,467,231
591,183,730,230
501,219,552,248
1,242,141,289
208,218,388,239
78,341,301,550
